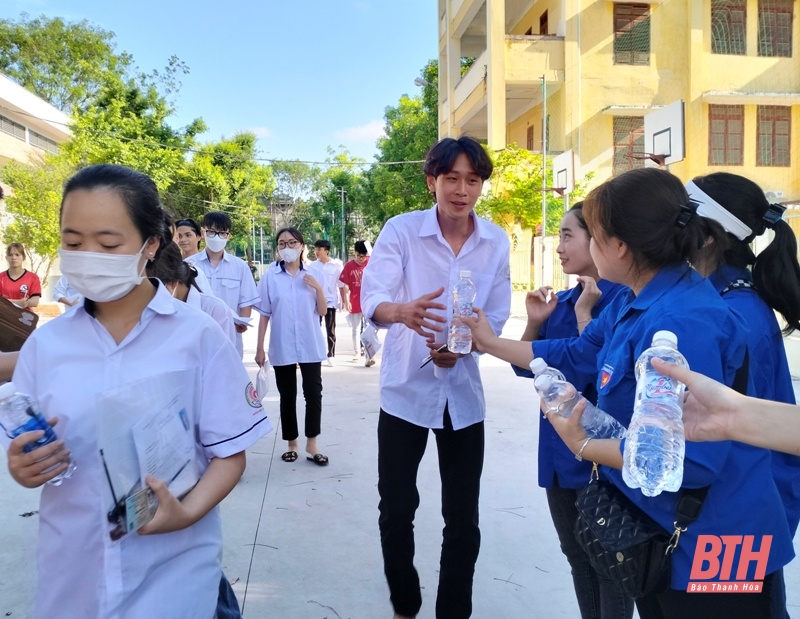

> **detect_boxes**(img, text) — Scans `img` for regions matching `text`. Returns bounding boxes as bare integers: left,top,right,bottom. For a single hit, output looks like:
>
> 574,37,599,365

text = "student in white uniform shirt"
52,273,83,309
193,211,259,358
148,242,237,346
1,164,272,619
361,136,511,619
308,238,345,366
254,227,330,466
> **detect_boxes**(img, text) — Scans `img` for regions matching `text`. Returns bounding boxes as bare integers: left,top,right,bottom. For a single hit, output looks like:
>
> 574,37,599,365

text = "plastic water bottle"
448,270,476,354
0,382,76,485
622,330,687,497
532,360,627,439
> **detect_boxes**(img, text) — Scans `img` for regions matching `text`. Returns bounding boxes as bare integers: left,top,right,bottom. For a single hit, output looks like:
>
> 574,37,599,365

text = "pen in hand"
420,344,448,369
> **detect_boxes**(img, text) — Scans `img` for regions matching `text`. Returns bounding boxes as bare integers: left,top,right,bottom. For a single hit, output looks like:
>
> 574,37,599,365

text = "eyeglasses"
277,239,300,249
204,229,230,239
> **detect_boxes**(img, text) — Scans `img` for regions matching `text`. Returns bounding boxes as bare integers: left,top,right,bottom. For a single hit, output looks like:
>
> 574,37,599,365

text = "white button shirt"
4,282,273,618
361,205,511,430
307,258,344,308
185,285,237,346
183,254,214,297
254,262,327,366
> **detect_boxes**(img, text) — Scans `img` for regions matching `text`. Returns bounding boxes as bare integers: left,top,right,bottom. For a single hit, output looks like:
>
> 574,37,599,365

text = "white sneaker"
325,358,334,367
352,356,360,363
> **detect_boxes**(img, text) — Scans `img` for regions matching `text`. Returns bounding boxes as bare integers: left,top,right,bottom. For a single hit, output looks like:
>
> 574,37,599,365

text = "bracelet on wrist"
575,437,593,461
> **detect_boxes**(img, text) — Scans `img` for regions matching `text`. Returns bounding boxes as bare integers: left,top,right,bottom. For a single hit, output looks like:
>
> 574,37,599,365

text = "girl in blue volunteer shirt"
686,172,800,619
514,202,631,619
468,168,793,618
1,164,272,618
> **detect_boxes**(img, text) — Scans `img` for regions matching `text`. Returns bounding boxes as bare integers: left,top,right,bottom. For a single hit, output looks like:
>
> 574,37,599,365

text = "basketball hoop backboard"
644,100,685,167
551,150,574,195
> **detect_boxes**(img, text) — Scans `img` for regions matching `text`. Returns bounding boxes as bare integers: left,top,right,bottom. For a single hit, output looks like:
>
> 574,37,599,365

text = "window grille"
758,0,793,57
757,106,791,166
709,105,744,165
613,116,645,176
711,0,747,55
614,4,650,65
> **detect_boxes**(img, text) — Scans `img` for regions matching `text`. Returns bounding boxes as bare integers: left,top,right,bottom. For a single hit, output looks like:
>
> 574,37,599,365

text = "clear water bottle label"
644,375,681,400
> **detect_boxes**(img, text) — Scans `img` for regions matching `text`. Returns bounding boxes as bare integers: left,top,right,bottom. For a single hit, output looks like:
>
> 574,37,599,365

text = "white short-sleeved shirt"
52,274,83,307
183,254,213,297
4,282,273,618
192,250,259,312
185,285,237,346
254,262,327,366
307,259,344,308
361,205,512,430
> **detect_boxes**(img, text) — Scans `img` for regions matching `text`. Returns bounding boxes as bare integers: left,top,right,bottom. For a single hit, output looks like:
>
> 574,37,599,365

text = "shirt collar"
707,263,751,293
629,262,697,311
199,249,231,263
278,260,304,273
419,204,492,240
562,278,618,305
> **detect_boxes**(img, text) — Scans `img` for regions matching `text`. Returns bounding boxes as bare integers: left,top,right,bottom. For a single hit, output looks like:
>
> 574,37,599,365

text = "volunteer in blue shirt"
513,202,630,619
468,168,794,619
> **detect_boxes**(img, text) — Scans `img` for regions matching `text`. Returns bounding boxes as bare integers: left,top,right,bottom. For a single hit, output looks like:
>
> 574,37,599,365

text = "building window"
711,1,747,55
757,106,791,166
540,11,549,35
28,130,60,155
526,125,535,151
758,0,793,57
613,116,645,176
614,4,650,65
709,105,744,165
0,114,26,141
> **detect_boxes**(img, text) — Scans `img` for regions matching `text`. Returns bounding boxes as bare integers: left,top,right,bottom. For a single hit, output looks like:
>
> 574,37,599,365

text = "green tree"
361,60,438,228
1,156,73,281
478,144,591,235
0,13,132,113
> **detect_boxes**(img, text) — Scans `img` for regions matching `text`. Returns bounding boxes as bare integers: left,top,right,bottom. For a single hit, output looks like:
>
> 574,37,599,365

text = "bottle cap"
533,374,553,391
529,358,547,375
0,381,17,400
459,270,471,279
652,330,678,347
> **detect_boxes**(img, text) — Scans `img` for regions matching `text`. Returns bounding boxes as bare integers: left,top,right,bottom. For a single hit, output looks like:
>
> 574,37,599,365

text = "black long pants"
272,362,322,441
377,407,484,619
321,307,336,357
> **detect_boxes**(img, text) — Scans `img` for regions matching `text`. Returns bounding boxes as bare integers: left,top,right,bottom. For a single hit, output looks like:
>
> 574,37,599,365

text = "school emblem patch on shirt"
245,382,262,408
600,364,614,389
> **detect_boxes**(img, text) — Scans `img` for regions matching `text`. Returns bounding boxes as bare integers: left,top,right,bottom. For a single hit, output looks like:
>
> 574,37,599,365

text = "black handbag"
574,463,708,599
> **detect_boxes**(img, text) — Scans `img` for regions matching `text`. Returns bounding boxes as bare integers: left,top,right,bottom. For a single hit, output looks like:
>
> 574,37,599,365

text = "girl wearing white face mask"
1,164,272,618
254,227,330,466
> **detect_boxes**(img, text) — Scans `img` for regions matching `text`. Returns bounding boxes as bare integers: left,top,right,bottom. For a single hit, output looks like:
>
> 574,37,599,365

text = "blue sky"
4,0,438,164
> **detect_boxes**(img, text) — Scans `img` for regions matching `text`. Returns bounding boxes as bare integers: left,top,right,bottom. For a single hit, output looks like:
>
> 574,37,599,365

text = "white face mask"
205,236,228,253
58,241,149,303
280,246,302,263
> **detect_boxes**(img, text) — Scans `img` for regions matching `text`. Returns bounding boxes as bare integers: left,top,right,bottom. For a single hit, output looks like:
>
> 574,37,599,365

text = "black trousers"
320,307,336,357
272,362,322,441
635,570,777,619
377,407,484,619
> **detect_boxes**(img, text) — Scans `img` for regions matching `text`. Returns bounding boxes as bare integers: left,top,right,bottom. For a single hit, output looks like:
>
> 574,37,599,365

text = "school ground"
1,304,799,618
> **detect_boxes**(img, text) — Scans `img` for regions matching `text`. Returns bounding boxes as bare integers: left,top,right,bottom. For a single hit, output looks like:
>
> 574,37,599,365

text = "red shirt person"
0,243,42,309
339,240,370,361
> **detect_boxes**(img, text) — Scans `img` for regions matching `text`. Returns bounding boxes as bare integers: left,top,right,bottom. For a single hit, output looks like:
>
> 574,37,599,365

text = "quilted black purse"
574,464,708,599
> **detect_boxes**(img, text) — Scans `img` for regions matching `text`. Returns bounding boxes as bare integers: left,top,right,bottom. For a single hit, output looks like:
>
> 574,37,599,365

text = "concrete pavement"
1,309,799,618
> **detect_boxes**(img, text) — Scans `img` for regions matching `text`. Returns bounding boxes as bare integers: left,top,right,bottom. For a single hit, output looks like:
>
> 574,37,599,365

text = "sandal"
307,453,329,466
281,450,298,463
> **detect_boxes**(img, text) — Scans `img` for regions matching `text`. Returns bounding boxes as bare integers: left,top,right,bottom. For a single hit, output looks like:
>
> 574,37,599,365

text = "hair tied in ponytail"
763,203,786,229
675,200,699,229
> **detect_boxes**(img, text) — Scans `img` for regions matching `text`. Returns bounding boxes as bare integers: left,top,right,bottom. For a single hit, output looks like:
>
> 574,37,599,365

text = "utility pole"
335,187,346,260
541,75,548,287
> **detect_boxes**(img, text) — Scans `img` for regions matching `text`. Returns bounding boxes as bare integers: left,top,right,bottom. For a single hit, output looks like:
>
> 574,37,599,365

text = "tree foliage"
0,13,131,113
361,60,438,229
1,156,72,282
477,144,592,235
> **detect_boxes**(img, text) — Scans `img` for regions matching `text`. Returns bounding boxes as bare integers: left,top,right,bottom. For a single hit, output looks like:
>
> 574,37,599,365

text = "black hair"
583,168,728,276
423,136,493,180
202,211,232,232
354,240,368,256
61,164,173,261
176,218,202,236
146,242,202,292
275,227,305,263
693,172,800,334
566,201,588,235
314,239,331,251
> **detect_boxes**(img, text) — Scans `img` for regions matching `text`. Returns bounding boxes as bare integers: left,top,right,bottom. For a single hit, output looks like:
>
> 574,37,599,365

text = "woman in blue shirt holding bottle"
469,168,793,618
514,202,630,619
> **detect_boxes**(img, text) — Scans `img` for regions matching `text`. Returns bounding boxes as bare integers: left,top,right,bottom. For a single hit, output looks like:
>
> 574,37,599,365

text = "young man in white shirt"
193,212,260,358
361,136,511,619
308,239,345,366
